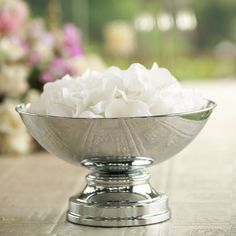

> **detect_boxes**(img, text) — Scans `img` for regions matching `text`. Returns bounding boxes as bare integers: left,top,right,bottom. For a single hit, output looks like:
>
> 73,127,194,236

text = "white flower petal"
90,101,107,115
79,110,103,118
105,98,151,118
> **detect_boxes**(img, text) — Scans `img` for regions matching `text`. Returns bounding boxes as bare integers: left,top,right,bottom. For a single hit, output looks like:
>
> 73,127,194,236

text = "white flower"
31,41,54,64
0,64,29,96
28,63,207,118
0,100,24,134
24,89,40,103
0,38,26,62
0,100,32,155
1,131,32,156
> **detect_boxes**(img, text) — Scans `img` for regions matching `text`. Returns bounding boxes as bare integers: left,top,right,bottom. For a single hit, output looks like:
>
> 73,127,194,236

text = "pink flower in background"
27,19,46,40
28,52,41,65
63,23,84,57
27,20,55,46
26,20,56,65
40,58,76,83
0,0,28,34
0,0,106,156
28,33,55,65
0,0,103,89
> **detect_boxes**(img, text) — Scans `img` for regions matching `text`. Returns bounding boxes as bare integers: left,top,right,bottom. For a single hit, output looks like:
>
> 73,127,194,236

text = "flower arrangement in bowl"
16,63,216,227
0,0,105,156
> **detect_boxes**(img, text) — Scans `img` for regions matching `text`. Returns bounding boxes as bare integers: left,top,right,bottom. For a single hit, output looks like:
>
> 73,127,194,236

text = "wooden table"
1,80,236,235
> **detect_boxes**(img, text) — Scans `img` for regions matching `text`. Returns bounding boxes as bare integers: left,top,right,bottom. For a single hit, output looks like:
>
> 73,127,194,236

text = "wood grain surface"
0,80,235,235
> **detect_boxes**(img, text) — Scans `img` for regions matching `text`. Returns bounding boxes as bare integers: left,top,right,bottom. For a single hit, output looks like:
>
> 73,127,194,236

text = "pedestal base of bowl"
67,194,170,227
67,157,170,227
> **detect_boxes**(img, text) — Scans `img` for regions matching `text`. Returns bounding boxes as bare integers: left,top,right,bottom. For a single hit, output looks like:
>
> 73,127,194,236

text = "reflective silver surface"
16,100,216,227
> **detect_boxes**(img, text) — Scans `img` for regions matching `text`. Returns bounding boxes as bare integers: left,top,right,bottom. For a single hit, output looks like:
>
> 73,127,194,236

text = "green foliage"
27,67,43,91
27,0,48,17
171,57,236,80
27,0,236,79
87,0,140,41
192,0,236,49
104,55,236,80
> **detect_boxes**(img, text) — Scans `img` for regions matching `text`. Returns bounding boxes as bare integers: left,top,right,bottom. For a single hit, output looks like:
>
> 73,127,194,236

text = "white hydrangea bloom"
28,63,207,118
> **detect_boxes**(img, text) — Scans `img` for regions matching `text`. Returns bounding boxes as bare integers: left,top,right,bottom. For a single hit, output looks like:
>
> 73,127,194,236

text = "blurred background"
0,0,235,156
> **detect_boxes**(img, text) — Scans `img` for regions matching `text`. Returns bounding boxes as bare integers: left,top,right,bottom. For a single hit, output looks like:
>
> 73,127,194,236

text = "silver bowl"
16,100,216,227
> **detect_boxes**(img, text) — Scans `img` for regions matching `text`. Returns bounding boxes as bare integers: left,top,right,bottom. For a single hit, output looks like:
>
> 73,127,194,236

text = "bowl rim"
15,99,216,120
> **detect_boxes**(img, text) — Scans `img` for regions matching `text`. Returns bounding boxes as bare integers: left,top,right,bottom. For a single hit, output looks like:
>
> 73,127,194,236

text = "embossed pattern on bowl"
16,100,216,166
